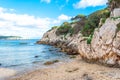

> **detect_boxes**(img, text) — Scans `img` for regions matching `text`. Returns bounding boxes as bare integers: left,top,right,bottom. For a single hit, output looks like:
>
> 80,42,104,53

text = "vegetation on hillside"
81,9,110,36
56,22,74,36
71,14,86,22
117,23,120,32
50,0,118,44
53,8,110,37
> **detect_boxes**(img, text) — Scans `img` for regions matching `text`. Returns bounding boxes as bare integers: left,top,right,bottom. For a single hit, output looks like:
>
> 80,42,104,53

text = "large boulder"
91,18,119,65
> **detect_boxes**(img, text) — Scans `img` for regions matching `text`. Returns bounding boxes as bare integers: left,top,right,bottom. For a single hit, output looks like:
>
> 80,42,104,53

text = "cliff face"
83,18,120,66
37,9,120,67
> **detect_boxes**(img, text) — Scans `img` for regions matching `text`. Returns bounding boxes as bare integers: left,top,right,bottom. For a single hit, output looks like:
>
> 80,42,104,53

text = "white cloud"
58,14,71,21
0,7,71,39
0,7,6,13
0,7,15,13
41,0,51,3
53,14,71,24
0,7,51,39
73,0,108,9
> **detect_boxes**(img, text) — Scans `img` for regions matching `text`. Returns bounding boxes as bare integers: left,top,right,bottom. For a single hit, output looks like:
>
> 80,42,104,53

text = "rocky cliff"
37,8,120,67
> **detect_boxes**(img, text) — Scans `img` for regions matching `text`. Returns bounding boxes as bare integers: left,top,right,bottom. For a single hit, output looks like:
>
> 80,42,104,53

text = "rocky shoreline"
37,8,120,67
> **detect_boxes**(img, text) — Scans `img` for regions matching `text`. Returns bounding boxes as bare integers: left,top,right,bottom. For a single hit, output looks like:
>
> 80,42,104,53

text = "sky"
0,0,108,39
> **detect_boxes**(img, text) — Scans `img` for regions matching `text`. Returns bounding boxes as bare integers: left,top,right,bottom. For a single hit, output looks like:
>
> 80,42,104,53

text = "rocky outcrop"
111,8,120,17
113,8,120,17
37,28,81,55
37,10,120,67
83,18,120,66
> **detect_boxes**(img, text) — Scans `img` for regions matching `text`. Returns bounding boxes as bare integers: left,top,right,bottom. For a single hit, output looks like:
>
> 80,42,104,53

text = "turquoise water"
0,39,70,69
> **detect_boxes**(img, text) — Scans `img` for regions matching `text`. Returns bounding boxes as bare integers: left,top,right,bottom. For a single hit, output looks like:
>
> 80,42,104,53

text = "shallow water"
0,39,70,71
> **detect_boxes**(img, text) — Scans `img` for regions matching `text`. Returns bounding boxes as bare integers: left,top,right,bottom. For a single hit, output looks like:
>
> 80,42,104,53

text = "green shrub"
117,23,120,32
81,9,110,37
54,8,110,38
52,26,58,29
81,23,92,36
48,26,58,32
69,28,74,36
71,14,86,21
56,22,74,36
111,16,120,20
87,34,93,44
101,18,106,23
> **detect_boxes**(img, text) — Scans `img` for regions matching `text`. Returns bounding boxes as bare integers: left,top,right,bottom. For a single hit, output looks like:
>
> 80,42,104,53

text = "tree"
71,14,86,21
56,22,72,35
81,9,110,36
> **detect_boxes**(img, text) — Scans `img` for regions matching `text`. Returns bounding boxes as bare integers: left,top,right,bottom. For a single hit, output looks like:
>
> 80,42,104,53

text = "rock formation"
112,8,120,17
37,8,120,67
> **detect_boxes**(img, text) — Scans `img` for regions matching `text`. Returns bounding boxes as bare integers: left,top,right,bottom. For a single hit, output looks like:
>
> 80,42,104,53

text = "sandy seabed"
7,57,120,80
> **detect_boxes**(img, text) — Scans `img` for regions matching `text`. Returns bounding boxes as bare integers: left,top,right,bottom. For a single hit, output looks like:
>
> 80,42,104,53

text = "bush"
71,14,86,21
81,9,110,36
117,22,120,32
55,9,110,38
56,22,74,36
52,26,58,29
69,28,74,36
101,18,107,23
111,16,120,20
87,34,93,44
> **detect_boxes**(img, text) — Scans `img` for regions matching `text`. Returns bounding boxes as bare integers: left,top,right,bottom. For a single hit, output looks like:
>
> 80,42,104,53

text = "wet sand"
0,68,16,80
9,58,120,80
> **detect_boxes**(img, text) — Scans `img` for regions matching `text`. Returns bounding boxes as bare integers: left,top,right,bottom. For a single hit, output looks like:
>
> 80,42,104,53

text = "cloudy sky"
0,0,108,39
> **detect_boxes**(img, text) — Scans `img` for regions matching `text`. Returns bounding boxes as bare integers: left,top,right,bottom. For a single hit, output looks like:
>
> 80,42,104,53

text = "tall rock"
89,18,120,66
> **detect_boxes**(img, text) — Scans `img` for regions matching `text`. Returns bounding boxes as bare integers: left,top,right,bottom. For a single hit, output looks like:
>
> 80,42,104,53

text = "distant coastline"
0,36,22,40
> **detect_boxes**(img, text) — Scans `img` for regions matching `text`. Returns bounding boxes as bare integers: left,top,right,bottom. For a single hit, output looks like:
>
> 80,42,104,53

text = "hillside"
37,0,120,67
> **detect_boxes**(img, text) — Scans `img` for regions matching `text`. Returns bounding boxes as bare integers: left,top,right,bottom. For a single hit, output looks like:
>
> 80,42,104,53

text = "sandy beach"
9,57,120,80
0,68,16,80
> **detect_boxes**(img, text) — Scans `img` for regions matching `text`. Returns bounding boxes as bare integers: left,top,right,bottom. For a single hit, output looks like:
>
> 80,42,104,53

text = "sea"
0,39,71,78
